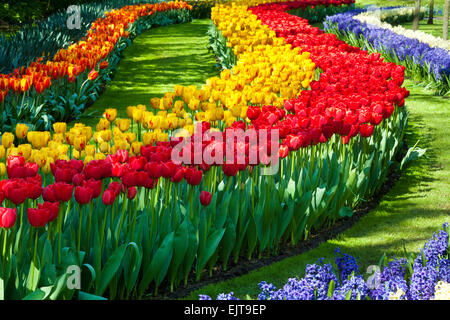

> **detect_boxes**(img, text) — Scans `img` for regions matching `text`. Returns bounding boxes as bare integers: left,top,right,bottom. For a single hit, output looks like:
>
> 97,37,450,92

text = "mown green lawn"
76,19,218,128
401,17,447,38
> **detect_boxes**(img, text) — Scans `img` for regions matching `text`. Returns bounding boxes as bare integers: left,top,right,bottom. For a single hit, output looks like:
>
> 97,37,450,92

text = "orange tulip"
99,61,109,70
88,69,99,81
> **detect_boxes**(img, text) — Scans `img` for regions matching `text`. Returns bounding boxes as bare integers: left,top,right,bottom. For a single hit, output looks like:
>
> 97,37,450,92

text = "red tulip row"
245,3,409,151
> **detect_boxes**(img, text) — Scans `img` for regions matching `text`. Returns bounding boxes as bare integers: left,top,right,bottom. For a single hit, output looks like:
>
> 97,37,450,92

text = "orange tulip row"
0,1,193,103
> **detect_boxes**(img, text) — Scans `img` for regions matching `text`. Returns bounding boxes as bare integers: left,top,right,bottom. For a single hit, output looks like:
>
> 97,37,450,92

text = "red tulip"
171,168,184,183
222,164,238,177
38,202,59,222
72,173,86,186
102,189,116,205
53,182,74,202
75,186,94,205
278,145,289,159
185,168,202,186
0,207,17,229
247,106,261,120
359,124,374,138
84,179,102,199
3,181,27,205
28,208,50,227
199,191,212,207
146,162,163,179
127,187,137,200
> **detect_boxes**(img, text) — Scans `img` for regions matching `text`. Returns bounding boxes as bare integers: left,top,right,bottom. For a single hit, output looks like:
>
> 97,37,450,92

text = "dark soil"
144,138,409,300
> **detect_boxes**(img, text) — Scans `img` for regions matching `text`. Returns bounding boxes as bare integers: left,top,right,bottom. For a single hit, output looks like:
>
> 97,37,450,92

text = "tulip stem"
31,229,38,290
77,205,84,266
86,202,93,258
2,229,7,257
100,205,109,251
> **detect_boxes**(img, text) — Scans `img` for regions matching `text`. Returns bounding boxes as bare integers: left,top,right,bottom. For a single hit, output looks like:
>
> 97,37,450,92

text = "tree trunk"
427,0,434,24
444,0,449,40
413,0,422,31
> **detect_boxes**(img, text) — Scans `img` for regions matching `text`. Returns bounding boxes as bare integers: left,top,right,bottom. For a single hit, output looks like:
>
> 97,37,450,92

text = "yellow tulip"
73,135,86,152
188,98,200,111
96,118,110,131
126,132,136,144
0,145,5,159
0,162,6,176
53,122,67,134
85,145,96,157
99,142,110,154
1,132,14,148
100,130,112,142
103,108,118,122
156,132,168,142
34,151,47,168
132,108,143,122
18,144,32,160
127,106,136,118
116,118,131,132
131,142,142,155
150,98,160,110
143,132,156,146
174,85,184,96
95,153,106,160
15,124,29,139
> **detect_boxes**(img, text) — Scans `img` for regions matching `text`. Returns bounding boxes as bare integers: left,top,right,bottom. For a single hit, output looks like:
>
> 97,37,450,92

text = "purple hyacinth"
324,8,450,80
380,257,407,282
408,265,439,300
414,229,449,269
216,292,239,300
370,276,409,300
335,248,359,281
332,274,369,300
438,259,450,283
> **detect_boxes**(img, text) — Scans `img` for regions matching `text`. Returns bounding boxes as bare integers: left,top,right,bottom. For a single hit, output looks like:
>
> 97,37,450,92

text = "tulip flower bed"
0,1,193,132
0,0,415,300
199,223,450,300
323,7,450,95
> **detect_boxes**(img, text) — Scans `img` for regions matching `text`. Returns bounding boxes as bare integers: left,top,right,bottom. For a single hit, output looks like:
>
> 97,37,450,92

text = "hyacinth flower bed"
199,223,450,300
0,0,423,300
0,1,193,132
323,7,450,95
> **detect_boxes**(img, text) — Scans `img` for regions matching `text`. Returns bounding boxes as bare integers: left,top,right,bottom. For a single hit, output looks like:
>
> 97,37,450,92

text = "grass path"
77,19,218,128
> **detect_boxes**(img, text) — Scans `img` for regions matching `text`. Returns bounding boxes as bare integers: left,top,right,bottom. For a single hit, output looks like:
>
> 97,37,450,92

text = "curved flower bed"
199,223,450,300
324,8,450,94
0,1,193,132
0,0,413,300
